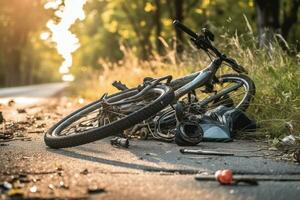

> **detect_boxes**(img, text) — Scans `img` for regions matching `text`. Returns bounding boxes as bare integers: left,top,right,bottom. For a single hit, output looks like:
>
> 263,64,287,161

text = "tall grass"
69,34,300,139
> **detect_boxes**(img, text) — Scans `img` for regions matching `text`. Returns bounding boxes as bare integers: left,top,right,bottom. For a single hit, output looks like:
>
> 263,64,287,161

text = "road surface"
0,83,300,200
0,82,68,105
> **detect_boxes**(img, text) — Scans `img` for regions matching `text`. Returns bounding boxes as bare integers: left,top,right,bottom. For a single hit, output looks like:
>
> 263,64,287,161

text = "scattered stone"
18,175,30,183
87,186,106,194
293,149,300,162
57,171,63,177
0,112,4,124
0,181,12,192
59,181,69,189
145,152,157,156
35,116,43,121
29,185,38,193
13,182,25,189
21,156,31,160
48,184,55,190
32,178,40,183
17,109,27,114
36,123,46,128
8,100,15,107
80,169,89,175
268,147,278,151
28,130,44,134
56,165,63,171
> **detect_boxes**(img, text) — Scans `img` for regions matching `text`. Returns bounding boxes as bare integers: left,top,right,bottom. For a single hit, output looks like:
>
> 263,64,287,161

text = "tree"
255,0,300,48
154,0,163,55
0,0,50,86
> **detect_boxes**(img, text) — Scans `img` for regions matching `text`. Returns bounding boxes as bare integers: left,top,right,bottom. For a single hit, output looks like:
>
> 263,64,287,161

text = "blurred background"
1,0,299,86
0,0,299,136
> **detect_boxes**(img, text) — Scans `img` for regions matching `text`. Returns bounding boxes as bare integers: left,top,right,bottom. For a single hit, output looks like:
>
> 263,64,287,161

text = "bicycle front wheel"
44,85,174,149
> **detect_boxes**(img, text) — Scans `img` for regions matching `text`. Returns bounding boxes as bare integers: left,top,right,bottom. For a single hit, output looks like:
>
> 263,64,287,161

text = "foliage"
0,0,61,86
0,0,299,139
69,29,300,139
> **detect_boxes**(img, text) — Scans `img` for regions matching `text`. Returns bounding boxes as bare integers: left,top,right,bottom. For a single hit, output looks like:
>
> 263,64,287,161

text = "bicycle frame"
170,58,222,100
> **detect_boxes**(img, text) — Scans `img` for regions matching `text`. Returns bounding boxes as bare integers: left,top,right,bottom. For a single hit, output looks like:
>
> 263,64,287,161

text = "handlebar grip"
173,20,198,39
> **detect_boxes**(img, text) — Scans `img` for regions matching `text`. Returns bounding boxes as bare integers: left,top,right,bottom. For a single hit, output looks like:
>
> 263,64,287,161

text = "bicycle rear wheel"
44,85,174,148
197,74,255,111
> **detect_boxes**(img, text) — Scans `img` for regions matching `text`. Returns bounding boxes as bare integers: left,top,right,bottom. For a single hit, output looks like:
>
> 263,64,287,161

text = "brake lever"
202,28,214,41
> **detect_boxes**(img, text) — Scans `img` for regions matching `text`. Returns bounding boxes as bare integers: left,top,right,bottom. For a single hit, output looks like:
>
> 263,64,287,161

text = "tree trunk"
154,0,163,55
4,48,22,86
174,0,184,53
255,0,280,48
281,0,300,40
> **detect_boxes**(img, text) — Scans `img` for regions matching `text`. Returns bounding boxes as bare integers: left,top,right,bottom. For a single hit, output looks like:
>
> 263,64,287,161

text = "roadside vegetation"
69,32,300,139
1,0,299,139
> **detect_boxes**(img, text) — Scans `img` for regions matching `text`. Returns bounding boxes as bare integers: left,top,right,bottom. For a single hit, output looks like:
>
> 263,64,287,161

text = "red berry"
215,169,233,185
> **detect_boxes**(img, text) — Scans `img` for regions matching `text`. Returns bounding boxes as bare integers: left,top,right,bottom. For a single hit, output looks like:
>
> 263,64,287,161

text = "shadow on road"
46,138,300,175
47,147,201,174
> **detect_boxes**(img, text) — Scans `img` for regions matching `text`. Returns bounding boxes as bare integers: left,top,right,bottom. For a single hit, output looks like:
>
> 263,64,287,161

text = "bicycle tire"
207,74,255,111
44,85,174,148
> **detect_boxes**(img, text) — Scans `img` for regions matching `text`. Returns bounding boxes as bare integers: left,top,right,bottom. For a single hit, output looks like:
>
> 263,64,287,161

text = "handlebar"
173,20,248,74
173,20,198,39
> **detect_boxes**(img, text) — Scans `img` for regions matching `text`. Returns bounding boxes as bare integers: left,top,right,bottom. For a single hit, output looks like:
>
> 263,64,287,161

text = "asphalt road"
0,83,300,200
0,82,68,105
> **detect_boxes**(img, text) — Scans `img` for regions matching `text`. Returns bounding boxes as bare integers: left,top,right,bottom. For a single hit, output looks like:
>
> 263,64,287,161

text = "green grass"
69,35,300,139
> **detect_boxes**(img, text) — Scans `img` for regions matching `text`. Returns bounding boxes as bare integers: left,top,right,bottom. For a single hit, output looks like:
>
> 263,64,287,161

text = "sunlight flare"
44,0,87,81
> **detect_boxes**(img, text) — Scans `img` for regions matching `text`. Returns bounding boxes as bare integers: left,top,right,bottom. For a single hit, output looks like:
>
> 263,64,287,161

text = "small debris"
28,130,44,134
48,184,55,190
18,175,30,183
268,147,278,151
0,112,4,124
32,178,41,183
110,137,129,148
7,189,24,198
285,122,294,135
17,108,27,114
56,165,63,171
29,185,38,193
8,99,15,107
36,123,46,128
87,186,106,194
293,149,300,162
80,169,89,175
0,181,12,192
277,135,300,163
59,181,69,189
78,98,85,104
145,152,158,156
281,135,297,146
180,149,234,156
35,116,43,121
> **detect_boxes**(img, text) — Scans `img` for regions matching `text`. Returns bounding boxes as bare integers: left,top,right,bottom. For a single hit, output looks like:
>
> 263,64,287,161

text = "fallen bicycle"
44,20,255,149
